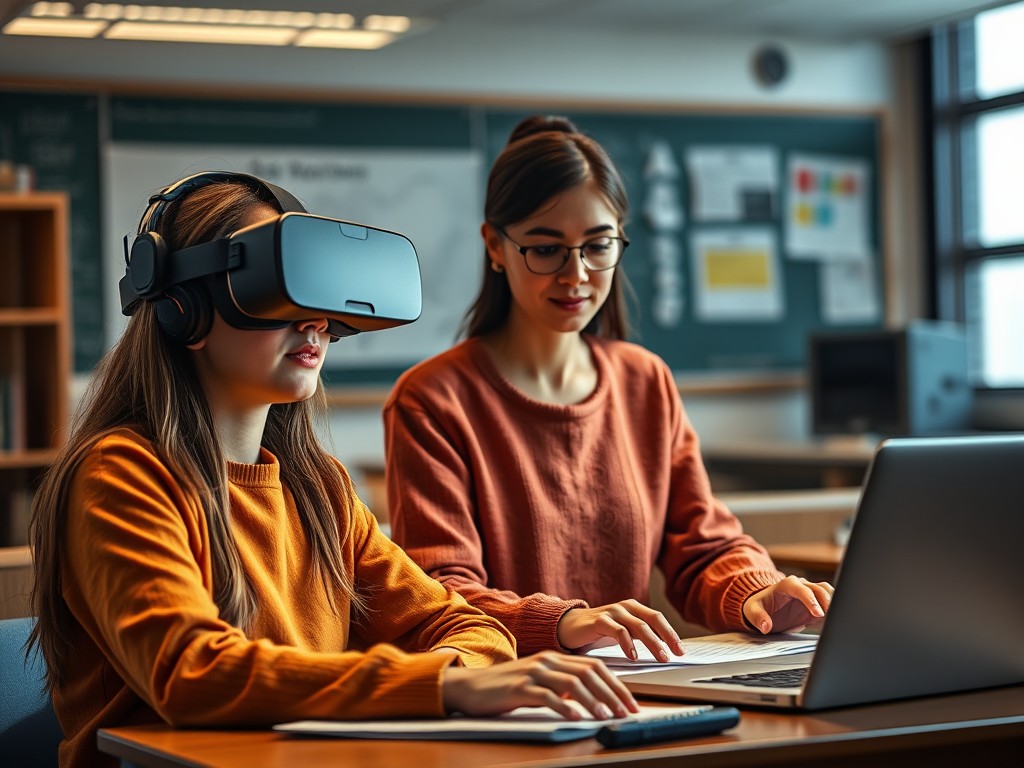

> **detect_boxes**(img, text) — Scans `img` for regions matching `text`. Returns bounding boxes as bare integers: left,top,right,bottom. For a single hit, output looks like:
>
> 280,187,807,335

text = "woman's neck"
484,318,597,405
205,397,271,464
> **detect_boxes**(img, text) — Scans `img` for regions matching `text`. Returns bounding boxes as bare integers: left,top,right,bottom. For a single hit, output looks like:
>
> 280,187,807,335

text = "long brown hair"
29,178,362,688
462,115,632,340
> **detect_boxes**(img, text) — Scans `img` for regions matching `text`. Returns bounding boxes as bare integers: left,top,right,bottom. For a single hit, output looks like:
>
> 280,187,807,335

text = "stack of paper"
586,632,818,673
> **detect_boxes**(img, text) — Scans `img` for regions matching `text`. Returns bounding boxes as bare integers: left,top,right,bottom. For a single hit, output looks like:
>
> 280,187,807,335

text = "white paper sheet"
819,258,880,323
686,146,779,222
786,153,871,260
586,632,818,669
691,227,783,321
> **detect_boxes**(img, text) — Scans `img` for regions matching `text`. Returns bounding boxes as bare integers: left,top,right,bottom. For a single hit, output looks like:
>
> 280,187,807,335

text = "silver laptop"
622,434,1024,710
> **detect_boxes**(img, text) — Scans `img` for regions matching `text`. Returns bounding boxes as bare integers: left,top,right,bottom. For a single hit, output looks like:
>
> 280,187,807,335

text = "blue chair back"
0,617,62,767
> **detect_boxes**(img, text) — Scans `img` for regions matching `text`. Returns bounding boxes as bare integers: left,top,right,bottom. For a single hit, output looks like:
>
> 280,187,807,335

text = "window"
932,1,1024,392
974,2,1024,99
965,256,1024,387
975,106,1024,247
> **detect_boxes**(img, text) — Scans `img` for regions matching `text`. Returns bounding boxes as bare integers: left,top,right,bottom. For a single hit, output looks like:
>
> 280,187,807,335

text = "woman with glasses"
384,116,833,661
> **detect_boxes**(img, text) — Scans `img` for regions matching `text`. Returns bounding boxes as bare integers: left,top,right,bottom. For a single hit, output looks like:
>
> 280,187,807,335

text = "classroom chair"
0,616,62,768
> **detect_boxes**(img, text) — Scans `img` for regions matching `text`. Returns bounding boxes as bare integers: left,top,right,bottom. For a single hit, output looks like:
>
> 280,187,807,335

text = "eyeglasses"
498,228,629,275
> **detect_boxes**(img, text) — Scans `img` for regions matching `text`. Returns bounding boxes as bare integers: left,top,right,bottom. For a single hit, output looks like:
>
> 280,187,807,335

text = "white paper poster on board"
786,153,870,260
690,227,783,322
686,145,778,222
819,258,880,324
104,144,483,369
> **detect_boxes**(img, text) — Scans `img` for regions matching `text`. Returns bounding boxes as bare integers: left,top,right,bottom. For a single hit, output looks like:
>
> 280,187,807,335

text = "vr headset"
119,171,422,343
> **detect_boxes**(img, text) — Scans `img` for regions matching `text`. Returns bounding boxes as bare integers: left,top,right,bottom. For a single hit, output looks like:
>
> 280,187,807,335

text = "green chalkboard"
109,96,475,149
484,109,884,374
2,90,883,380
0,91,102,371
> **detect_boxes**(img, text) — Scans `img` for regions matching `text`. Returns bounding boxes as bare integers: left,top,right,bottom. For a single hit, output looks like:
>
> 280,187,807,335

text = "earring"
490,261,505,273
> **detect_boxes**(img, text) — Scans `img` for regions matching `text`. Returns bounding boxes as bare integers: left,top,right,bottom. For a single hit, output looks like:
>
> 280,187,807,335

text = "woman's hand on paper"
441,652,639,721
742,575,835,634
556,600,685,662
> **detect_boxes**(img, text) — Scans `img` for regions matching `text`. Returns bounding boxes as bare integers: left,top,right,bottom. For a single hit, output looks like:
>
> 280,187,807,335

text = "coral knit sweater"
384,336,785,656
55,429,515,768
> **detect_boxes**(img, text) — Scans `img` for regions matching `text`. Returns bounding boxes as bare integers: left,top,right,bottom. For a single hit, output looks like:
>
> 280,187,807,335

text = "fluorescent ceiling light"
4,3,416,48
85,4,130,21
295,28,394,49
31,2,74,16
4,17,107,37
363,15,410,33
105,20,296,44
315,13,354,29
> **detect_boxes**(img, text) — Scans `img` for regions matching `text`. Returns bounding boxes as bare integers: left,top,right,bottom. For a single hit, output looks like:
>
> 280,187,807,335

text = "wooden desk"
98,686,1024,768
766,541,845,582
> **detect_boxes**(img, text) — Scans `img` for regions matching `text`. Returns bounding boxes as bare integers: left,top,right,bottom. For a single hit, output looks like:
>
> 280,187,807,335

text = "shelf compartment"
0,203,65,310
0,326,69,453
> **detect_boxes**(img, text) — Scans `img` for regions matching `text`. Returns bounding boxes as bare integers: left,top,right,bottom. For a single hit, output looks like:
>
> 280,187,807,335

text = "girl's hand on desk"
441,652,639,720
743,575,835,634
557,600,685,662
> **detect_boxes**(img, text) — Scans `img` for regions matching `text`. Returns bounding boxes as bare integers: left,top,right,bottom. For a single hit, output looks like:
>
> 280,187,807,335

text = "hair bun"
507,115,578,145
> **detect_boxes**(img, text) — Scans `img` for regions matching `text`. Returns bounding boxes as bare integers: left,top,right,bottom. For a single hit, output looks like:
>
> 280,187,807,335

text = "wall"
32,27,922,474
0,26,892,107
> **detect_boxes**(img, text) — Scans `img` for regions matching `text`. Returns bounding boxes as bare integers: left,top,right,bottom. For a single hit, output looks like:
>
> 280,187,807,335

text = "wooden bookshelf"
0,193,70,568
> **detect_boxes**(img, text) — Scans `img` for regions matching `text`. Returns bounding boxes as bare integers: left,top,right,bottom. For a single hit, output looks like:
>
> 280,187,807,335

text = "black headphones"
123,171,306,345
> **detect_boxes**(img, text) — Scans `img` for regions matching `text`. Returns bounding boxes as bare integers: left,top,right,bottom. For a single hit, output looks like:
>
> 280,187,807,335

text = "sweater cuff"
516,595,589,656
720,569,785,632
365,649,460,718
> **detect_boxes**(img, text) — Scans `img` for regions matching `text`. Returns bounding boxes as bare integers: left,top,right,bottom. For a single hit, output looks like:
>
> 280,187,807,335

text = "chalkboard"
2,90,884,380
0,91,102,371
484,109,884,374
109,96,475,149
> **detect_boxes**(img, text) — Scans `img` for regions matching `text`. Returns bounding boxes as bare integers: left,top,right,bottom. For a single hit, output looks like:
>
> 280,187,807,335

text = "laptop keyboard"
696,666,809,688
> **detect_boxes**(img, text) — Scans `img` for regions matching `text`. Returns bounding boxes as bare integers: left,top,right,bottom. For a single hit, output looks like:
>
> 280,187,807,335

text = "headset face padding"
155,281,214,346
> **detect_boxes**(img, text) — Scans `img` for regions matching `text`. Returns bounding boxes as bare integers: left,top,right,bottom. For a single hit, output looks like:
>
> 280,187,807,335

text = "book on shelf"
1,372,27,452
2,486,32,547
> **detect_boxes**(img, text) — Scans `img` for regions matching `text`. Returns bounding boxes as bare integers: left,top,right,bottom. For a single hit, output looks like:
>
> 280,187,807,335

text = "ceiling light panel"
104,20,297,43
4,17,108,36
5,2,418,49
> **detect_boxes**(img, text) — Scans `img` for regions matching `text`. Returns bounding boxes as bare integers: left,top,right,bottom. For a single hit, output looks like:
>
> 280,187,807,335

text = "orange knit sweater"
384,336,785,655
54,429,515,768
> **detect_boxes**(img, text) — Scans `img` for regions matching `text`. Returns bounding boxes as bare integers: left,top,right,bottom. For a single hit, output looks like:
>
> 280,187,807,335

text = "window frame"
930,9,1024,391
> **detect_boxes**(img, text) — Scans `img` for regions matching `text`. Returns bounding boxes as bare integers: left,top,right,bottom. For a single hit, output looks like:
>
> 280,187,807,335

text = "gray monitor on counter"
809,322,972,437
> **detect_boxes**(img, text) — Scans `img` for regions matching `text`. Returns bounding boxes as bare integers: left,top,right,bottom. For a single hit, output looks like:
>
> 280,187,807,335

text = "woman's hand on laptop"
742,575,835,634
557,599,686,661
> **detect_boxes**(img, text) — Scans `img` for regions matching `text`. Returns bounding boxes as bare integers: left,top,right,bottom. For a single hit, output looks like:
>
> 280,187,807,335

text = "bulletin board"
483,108,885,375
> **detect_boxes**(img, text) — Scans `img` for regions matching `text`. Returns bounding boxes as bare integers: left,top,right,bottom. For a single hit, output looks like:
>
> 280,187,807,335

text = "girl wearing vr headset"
29,173,639,768
384,116,834,662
